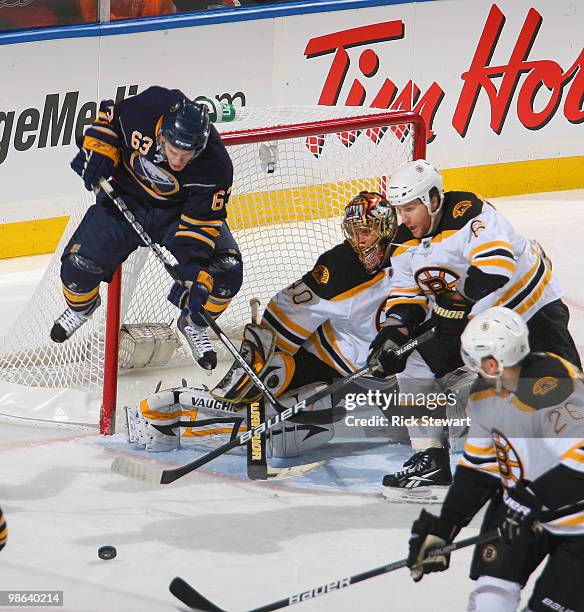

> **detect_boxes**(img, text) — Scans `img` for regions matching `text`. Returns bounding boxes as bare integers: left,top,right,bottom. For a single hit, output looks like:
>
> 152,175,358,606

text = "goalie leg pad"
140,391,181,452
268,383,336,458
211,324,281,403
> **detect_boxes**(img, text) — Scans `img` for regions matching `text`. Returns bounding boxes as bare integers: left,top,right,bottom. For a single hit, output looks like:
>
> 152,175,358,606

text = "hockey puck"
98,545,117,560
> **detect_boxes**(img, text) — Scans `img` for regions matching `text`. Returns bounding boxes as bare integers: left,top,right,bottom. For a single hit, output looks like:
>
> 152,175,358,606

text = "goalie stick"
168,498,584,611
99,178,434,484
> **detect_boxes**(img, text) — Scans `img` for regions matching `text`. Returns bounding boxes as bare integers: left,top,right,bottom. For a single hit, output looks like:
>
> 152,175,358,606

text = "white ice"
0,190,583,611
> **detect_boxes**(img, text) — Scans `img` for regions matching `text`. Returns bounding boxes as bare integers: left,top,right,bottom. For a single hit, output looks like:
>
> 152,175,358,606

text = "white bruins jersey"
385,192,563,320
460,353,584,536
261,242,408,375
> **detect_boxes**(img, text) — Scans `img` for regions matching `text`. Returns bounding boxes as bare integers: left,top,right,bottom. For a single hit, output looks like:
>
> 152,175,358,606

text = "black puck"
98,545,117,560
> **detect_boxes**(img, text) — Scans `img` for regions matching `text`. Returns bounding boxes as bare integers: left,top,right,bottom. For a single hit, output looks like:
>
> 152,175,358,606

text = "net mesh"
0,106,419,425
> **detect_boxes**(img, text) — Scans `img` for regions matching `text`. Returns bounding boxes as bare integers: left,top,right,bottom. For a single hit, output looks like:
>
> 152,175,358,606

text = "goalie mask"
342,191,398,273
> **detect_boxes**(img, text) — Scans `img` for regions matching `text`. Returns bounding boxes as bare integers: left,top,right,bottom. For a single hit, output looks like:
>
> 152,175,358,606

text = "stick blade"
169,577,226,612
266,460,325,481
110,456,164,484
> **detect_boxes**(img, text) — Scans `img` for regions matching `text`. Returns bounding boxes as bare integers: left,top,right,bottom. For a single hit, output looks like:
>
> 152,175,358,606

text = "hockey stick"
169,498,584,611
99,178,434,483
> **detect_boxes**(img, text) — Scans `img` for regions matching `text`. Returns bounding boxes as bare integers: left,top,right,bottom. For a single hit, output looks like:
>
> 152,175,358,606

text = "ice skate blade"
381,485,448,504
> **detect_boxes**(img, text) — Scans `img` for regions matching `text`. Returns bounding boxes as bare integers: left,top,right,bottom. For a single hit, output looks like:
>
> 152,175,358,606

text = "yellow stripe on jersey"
514,266,552,315
265,301,312,340
330,271,385,301
430,229,459,243
511,396,537,413
204,300,230,314
394,286,423,294
63,285,100,303
465,442,496,456
323,321,356,372
457,457,500,474
180,214,223,227
469,387,509,402
561,439,584,464
468,240,513,260
471,258,517,274
309,332,341,373
274,334,299,355
384,296,428,311
174,231,216,249
391,238,420,258
200,227,221,237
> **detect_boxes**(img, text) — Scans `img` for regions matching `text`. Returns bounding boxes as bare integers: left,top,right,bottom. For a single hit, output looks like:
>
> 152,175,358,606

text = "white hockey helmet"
461,307,529,378
386,160,444,230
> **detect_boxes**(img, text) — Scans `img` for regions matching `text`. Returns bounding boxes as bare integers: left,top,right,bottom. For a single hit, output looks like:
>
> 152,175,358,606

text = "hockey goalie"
126,191,401,458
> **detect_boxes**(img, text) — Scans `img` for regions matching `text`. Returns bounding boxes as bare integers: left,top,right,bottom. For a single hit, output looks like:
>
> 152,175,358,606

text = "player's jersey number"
131,131,154,155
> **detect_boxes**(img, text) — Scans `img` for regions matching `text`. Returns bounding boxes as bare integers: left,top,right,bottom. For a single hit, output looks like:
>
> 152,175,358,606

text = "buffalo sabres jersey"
105,86,233,266
385,192,563,321
460,353,584,536
261,242,398,375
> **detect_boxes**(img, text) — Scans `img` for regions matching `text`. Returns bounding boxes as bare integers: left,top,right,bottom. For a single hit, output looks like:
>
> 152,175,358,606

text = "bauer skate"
50,296,101,343
177,313,217,371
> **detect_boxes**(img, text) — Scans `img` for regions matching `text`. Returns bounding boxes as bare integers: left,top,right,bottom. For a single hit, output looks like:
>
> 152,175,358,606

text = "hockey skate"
177,313,217,371
50,297,101,343
381,446,452,504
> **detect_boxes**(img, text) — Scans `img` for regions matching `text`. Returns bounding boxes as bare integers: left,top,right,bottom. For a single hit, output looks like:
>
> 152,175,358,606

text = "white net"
0,107,421,428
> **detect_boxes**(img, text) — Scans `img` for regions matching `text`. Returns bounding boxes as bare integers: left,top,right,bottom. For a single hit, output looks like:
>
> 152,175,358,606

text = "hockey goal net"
0,107,425,434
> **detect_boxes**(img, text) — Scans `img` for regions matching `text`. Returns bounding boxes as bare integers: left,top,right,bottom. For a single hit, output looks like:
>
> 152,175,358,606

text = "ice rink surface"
0,190,583,611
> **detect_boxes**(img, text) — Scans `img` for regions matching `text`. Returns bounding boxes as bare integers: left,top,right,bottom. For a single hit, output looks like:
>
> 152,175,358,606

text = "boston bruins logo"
452,200,472,218
492,428,524,488
311,265,330,285
414,267,460,295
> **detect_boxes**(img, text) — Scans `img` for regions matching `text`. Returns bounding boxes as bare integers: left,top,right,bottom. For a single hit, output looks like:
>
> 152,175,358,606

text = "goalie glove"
407,509,460,582
71,100,120,191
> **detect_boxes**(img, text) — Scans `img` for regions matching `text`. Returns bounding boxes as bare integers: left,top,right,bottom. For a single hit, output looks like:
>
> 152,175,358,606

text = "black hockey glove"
500,481,543,545
407,509,460,582
71,100,120,191
367,317,411,377
167,269,213,318
432,291,472,353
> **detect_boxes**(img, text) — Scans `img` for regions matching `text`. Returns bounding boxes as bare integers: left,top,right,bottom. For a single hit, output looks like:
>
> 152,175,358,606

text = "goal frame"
100,110,427,434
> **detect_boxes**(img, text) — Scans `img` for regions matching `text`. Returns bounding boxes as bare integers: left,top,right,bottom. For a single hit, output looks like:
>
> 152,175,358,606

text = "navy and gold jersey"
106,86,233,265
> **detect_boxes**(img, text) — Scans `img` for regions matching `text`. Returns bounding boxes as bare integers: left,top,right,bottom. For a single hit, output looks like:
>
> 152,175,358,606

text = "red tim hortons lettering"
305,22,444,146
453,4,584,137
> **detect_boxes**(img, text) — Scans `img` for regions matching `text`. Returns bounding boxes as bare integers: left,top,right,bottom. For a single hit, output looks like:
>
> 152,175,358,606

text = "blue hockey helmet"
160,100,210,158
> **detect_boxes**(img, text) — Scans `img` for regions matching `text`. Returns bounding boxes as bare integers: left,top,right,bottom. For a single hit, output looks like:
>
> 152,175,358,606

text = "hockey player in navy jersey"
407,307,584,612
50,86,242,370
367,159,581,496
